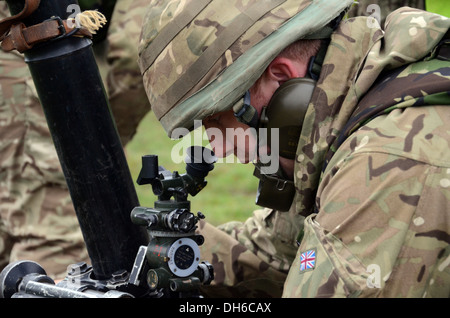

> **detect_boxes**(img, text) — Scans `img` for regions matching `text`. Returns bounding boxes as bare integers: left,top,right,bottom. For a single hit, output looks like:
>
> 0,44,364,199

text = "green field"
125,111,259,226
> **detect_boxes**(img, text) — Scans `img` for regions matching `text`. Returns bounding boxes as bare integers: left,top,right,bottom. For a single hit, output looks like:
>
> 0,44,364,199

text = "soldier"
0,0,150,279
138,0,450,297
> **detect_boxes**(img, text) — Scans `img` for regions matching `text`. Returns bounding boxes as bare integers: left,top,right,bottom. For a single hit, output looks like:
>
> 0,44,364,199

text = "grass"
125,111,259,226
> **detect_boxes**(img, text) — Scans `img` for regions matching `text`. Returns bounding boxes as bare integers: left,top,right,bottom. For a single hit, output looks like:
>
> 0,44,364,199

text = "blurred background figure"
0,0,150,280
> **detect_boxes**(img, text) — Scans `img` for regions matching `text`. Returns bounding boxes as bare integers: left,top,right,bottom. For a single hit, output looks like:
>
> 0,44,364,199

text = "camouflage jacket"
283,8,450,297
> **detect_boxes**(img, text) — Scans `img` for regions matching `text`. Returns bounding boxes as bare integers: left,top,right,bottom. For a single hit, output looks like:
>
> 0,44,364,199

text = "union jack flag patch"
300,249,316,272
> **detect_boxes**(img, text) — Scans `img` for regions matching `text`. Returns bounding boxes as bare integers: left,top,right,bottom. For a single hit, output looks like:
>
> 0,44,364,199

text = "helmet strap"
233,91,259,129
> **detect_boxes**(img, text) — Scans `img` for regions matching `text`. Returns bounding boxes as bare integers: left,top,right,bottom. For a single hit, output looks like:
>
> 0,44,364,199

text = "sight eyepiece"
136,155,159,186
185,146,216,180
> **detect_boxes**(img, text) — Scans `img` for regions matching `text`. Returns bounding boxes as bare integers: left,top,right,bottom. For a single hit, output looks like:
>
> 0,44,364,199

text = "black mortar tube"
6,0,148,280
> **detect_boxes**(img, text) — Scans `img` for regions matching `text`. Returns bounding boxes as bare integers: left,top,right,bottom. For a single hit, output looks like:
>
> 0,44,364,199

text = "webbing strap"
1,18,93,53
0,1,97,53
138,0,213,73
232,91,259,128
307,39,329,80
0,0,40,40
163,0,287,111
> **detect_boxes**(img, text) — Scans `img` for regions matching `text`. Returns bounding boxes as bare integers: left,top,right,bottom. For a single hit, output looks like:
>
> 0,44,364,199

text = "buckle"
45,16,67,41
234,102,250,118
276,178,288,191
234,91,251,118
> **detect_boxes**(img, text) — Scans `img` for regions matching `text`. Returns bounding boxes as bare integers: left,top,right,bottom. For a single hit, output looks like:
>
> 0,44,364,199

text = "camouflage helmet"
138,0,354,137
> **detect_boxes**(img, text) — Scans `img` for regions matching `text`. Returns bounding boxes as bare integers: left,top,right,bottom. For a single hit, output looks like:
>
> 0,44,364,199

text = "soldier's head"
139,0,353,176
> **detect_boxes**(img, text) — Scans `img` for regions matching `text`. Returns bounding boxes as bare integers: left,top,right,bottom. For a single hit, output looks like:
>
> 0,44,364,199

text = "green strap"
163,0,287,111
232,91,259,128
305,11,345,80
307,39,329,80
139,0,213,73
323,58,450,174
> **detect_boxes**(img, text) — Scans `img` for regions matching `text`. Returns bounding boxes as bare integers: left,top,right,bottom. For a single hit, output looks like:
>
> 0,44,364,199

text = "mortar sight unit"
0,146,216,298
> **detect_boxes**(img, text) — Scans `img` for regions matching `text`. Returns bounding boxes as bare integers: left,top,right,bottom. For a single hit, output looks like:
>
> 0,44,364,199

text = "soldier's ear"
247,56,308,116
252,56,304,104
266,56,306,85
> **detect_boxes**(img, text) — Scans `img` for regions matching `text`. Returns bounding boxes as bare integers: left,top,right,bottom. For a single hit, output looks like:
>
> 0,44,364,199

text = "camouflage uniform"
139,1,449,297
283,8,450,297
106,0,151,145
0,0,149,279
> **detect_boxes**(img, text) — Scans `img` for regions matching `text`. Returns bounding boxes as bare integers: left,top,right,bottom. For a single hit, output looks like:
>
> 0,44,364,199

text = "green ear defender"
233,75,317,211
252,77,316,212
259,77,316,159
